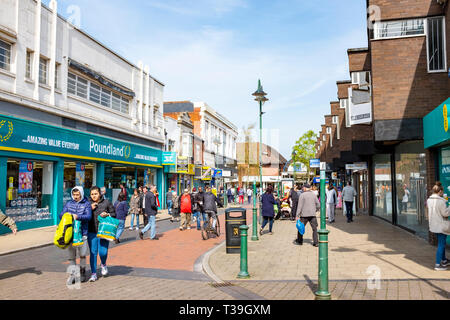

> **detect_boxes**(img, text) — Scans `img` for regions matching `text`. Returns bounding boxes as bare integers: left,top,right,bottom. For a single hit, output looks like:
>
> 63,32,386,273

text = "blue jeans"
261,216,274,232
248,196,252,204
87,232,110,275
141,215,156,239
130,214,140,229
116,220,125,240
436,233,448,265
167,200,173,216
194,211,207,229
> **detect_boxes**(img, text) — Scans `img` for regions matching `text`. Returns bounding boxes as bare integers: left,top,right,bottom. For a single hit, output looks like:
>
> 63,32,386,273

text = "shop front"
0,115,163,235
424,97,450,244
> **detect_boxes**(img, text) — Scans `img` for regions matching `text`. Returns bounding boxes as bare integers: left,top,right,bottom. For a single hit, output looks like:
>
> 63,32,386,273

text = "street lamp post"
252,80,268,225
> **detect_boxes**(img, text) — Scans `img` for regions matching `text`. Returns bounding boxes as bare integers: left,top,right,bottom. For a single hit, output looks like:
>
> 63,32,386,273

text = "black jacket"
88,196,116,234
203,192,222,213
144,192,158,216
193,191,205,212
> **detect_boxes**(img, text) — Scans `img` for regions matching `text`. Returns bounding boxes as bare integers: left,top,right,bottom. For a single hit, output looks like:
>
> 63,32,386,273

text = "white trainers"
88,274,97,282
129,227,133,231
101,265,109,277
187,227,191,230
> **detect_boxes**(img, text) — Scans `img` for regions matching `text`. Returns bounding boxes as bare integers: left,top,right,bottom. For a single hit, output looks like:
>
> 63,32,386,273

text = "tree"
291,130,318,183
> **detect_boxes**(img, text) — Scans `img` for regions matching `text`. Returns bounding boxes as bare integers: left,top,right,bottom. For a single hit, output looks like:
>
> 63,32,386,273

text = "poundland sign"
0,115,161,167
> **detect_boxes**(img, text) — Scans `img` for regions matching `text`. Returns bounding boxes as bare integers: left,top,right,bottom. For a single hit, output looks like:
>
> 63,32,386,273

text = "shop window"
373,154,393,222
394,141,428,238
5,160,52,222
63,162,94,204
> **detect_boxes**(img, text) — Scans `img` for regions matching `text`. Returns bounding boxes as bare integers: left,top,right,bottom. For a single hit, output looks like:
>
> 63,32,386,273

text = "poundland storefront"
424,98,450,245
0,114,163,235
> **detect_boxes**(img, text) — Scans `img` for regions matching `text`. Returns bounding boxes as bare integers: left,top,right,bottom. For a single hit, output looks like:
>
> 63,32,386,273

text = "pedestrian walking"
140,186,148,227
231,186,236,203
402,184,410,212
179,189,194,231
166,187,174,217
129,188,141,231
294,184,320,247
119,183,128,200
288,185,300,221
427,182,450,271
139,185,159,240
247,187,253,204
60,186,92,284
193,187,206,230
171,190,181,223
87,186,116,282
114,192,129,244
0,209,18,235
342,181,357,223
260,185,276,236
227,187,233,205
238,187,245,204
326,184,337,223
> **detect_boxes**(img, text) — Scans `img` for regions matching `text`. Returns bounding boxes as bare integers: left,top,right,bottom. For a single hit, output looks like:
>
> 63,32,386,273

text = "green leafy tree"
291,130,318,182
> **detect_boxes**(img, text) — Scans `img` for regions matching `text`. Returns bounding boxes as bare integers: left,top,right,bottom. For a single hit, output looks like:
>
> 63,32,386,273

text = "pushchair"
275,197,292,220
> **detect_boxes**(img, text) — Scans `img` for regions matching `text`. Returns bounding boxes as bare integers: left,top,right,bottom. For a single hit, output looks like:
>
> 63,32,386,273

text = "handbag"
296,219,305,235
72,220,84,247
97,215,120,242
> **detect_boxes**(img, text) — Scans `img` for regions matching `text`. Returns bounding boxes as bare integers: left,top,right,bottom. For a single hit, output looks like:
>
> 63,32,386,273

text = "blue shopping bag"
72,220,84,247
97,215,120,242
296,220,305,235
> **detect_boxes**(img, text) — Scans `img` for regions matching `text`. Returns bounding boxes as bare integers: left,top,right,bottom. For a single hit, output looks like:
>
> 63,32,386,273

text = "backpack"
172,195,179,209
180,194,192,213
54,213,74,249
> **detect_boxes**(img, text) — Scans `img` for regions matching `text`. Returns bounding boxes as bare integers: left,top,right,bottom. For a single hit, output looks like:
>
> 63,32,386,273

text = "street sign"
310,159,320,168
320,162,326,171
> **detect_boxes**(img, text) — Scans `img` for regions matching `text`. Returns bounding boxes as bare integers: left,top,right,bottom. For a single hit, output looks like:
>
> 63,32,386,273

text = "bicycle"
201,211,220,240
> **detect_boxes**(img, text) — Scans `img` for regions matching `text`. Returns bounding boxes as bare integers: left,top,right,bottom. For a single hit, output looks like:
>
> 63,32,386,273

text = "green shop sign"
0,115,162,167
424,98,450,149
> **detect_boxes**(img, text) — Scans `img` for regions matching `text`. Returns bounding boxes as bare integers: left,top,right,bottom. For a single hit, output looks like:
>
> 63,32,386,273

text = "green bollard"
315,168,331,300
252,181,259,241
237,225,250,279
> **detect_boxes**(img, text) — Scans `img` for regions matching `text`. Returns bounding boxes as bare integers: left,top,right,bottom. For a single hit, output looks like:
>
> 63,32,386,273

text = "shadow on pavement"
101,266,134,277
0,267,42,280
303,274,318,295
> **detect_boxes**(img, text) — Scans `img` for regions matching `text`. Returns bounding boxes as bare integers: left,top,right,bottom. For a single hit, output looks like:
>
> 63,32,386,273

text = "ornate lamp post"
252,80,268,226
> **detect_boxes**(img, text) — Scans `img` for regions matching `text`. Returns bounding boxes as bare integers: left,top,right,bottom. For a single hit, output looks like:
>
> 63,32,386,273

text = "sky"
43,0,368,159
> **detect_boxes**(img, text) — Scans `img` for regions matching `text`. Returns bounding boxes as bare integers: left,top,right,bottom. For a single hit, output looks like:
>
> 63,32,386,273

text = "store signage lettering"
442,165,450,175
0,115,162,166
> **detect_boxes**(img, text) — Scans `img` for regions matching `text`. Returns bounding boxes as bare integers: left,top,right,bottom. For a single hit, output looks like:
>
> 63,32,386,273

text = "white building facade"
0,0,166,234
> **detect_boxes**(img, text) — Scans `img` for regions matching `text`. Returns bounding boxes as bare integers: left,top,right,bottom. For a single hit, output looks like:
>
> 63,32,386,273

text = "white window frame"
55,63,60,89
351,71,371,86
67,71,131,115
332,116,338,124
0,39,12,72
373,18,425,40
340,99,348,109
39,56,48,85
25,50,33,79
326,127,331,134
426,16,447,73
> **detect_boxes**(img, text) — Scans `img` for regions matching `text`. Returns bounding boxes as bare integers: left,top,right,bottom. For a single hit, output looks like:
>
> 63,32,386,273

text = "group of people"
226,186,255,205
166,186,223,232
60,184,161,285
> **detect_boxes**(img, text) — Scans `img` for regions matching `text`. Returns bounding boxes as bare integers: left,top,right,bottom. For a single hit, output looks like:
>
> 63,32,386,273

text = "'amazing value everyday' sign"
0,115,162,167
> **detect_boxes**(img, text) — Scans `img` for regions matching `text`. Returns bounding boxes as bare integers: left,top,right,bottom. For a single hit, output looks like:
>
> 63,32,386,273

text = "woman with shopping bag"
427,182,450,271
87,186,116,282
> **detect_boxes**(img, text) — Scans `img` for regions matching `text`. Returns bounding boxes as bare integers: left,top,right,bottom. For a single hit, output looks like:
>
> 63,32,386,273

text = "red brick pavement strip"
99,205,255,272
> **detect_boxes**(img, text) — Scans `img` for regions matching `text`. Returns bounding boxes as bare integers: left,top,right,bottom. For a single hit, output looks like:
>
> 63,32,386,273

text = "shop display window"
5,159,52,222
63,162,94,203
373,154,393,222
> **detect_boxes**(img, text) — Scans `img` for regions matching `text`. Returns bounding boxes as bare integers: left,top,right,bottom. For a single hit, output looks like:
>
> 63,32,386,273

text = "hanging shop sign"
0,115,162,167
332,172,338,180
162,152,176,165
310,159,320,168
177,156,189,173
346,162,368,171
19,161,33,194
213,169,223,178
201,167,212,181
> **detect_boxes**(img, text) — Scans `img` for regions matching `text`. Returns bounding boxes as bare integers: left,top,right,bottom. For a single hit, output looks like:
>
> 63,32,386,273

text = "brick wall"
348,50,371,72
368,0,443,21
371,36,450,121
337,82,351,99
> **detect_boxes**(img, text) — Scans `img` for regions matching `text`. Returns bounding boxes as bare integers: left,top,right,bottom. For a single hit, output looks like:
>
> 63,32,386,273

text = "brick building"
316,0,449,241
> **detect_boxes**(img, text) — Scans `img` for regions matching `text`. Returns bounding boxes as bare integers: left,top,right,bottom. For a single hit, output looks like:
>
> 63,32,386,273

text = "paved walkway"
0,210,172,256
207,208,450,299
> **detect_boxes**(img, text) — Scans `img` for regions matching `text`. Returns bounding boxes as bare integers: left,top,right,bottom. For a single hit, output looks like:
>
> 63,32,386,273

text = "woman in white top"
326,185,337,223
427,182,450,271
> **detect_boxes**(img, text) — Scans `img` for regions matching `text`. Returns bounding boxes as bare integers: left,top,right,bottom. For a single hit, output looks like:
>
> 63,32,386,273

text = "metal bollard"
237,225,250,279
